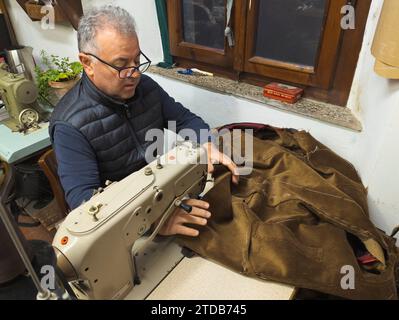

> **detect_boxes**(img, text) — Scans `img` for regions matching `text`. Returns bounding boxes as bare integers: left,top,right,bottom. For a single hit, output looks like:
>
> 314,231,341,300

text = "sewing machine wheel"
15,81,38,105
18,108,39,126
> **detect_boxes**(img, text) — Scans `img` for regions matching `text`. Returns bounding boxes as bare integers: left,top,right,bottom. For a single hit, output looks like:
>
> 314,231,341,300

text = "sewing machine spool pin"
156,155,163,169
105,180,113,187
144,167,153,176
87,203,103,221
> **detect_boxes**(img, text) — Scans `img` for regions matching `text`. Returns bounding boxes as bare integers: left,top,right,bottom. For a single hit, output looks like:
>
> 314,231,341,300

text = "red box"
263,82,304,104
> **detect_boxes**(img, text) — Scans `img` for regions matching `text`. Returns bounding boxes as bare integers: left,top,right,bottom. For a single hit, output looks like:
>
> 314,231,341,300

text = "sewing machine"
0,62,49,132
52,141,208,300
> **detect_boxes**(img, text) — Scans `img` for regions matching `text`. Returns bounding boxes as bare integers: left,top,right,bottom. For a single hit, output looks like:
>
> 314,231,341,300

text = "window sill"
149,66,362,132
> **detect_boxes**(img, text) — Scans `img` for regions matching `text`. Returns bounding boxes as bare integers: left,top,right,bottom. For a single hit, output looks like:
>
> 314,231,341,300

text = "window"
168,0,235,68
167,0,372,106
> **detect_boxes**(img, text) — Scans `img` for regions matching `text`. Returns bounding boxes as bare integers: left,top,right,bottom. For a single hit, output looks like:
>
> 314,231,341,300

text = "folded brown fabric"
177,123,398,300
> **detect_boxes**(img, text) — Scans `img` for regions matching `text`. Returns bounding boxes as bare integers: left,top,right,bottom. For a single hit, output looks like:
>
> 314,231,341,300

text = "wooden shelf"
24,1,67,22
16,0,83,30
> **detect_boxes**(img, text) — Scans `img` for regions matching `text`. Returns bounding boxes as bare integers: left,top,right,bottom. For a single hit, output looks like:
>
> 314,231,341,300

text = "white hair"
77,5,137,53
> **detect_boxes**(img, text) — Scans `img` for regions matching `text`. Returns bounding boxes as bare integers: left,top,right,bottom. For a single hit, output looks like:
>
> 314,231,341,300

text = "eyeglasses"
82,51,151,79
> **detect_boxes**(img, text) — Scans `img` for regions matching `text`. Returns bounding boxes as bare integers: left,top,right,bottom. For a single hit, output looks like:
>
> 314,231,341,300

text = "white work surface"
147,256,295,300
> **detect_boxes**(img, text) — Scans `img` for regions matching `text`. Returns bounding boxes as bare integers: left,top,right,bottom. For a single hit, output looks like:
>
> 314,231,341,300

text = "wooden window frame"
242,0,346,89
167,0,235,68
166,0,372,107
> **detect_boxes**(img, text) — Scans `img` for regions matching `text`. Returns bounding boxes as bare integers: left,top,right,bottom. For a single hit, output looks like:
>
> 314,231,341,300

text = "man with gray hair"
49,5,238,237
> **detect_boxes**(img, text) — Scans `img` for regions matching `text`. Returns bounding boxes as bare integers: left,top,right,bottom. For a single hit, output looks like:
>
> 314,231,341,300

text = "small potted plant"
35,50,83,103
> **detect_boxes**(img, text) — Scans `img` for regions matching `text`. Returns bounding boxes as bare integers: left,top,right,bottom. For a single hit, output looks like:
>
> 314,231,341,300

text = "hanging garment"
177,123,399,300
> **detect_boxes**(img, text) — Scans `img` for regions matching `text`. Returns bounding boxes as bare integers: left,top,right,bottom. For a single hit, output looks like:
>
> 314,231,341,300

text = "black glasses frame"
82,50,152,79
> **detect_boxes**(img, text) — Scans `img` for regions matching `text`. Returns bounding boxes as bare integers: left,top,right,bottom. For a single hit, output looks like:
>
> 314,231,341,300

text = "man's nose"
132,70,141,78
126,69,141,79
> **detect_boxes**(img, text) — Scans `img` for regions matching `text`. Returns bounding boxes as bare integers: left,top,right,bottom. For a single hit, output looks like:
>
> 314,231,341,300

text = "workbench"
124,238,296,300
0,116,51,164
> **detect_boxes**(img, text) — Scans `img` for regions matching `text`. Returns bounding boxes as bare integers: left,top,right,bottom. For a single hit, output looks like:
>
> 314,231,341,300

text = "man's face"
80,28,142,101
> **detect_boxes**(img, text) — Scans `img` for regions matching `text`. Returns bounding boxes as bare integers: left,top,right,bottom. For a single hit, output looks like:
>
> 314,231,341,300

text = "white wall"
5,0,399,236
5,0,164,63
346,0,399,235
5,0,78,60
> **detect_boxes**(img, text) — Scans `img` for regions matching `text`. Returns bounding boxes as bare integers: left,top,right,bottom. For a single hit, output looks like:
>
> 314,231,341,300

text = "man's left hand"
203,142,239,184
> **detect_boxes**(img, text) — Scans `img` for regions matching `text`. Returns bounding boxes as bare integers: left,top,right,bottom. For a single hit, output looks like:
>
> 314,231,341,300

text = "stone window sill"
149,66,362,132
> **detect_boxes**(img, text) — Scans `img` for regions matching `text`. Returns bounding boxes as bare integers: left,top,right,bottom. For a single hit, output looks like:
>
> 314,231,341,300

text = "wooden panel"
232,0,248,71
326,0,371,106
56,0,83,31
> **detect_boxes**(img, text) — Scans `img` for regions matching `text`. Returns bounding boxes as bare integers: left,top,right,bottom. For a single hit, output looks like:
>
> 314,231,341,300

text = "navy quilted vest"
49,73,164,183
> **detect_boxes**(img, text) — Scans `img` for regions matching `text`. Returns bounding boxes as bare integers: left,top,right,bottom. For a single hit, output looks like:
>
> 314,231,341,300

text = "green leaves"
35,50,83,103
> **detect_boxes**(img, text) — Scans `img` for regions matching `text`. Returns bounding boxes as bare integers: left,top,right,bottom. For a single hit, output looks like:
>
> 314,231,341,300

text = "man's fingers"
205,143,240,185
221,155,240,185
191,208,211,219
177,207,211,220
180,214,208,226
175,225,200,237
185,199,210,211
161,207,211,237
208,161,215,174
232,171,240,185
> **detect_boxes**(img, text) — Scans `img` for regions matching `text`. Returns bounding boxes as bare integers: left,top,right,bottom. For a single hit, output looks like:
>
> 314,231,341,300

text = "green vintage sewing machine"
0,62,50,133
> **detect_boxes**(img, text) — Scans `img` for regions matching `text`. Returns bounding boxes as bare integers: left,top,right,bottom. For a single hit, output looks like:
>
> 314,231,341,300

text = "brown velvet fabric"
178,124,399,300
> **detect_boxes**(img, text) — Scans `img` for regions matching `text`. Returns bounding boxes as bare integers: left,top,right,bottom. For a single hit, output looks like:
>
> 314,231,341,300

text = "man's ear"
79,53,94,77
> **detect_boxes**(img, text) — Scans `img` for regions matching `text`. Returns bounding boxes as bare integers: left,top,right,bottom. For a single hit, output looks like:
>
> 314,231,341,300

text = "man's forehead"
111,51,141,63
95,27,139,57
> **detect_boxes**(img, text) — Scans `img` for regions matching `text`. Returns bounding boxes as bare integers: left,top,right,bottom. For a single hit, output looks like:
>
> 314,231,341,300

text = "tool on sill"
177,69,194,76
192,68,214,76
177,68,214,77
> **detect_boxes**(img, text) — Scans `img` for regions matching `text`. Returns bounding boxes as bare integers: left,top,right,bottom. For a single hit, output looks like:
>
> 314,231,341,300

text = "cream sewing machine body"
53,142,208,300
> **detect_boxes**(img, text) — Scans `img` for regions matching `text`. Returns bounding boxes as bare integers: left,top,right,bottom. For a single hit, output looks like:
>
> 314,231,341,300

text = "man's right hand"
158,199,211,237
